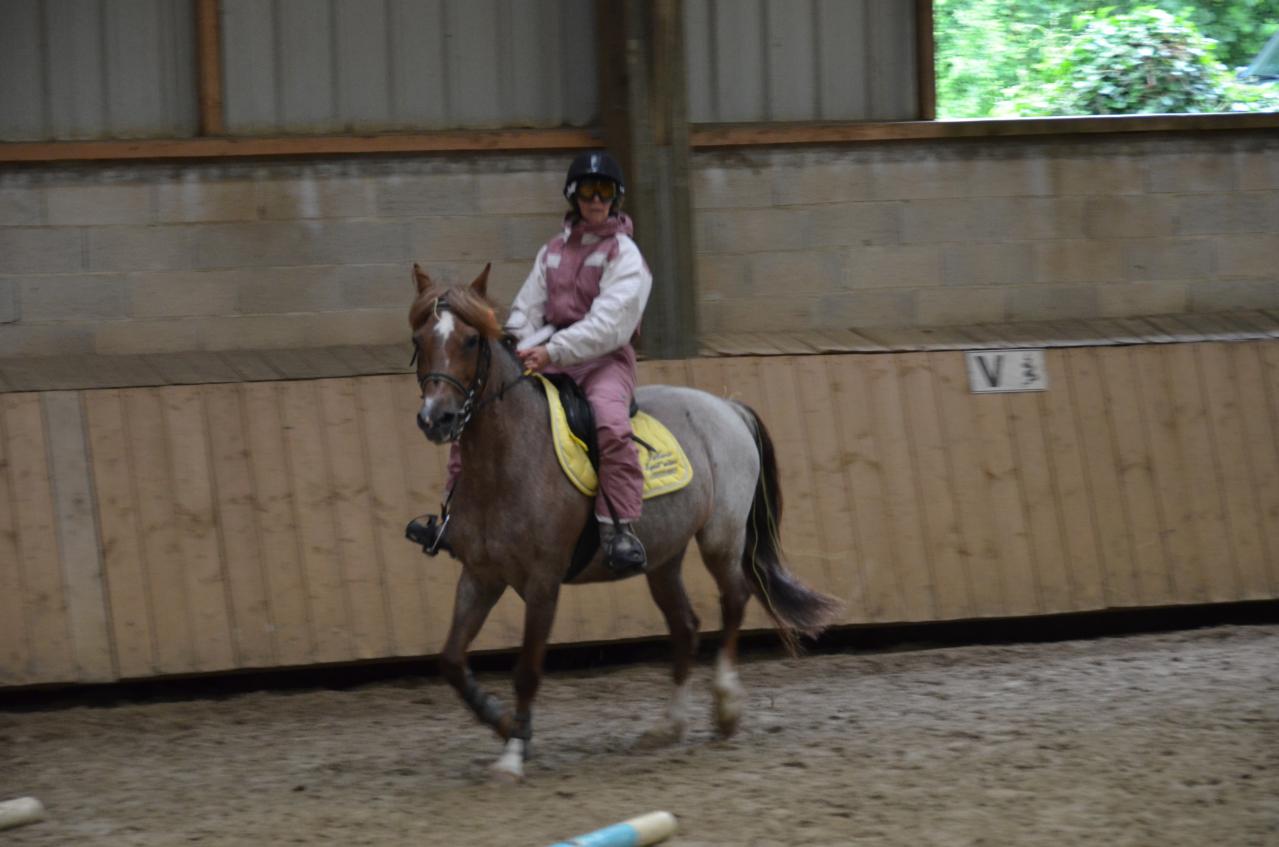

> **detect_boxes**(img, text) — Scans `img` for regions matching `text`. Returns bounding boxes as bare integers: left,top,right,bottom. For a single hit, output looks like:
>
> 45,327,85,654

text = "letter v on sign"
965,349,1048,394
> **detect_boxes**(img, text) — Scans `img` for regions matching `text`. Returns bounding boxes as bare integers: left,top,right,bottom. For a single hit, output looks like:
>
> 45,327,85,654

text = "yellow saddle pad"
536,374,693,500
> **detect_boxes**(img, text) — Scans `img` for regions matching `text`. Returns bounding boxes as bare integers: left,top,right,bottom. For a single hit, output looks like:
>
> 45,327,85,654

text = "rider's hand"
518,345,551,372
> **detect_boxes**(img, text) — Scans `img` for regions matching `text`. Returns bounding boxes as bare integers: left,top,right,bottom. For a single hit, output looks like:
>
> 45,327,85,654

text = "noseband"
411,299,525,443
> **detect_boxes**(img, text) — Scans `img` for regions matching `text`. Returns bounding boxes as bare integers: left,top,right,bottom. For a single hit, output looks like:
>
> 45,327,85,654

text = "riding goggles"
574,178,618,202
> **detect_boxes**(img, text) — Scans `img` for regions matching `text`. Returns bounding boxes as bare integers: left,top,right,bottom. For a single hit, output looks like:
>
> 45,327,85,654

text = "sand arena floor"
2,623,1276,846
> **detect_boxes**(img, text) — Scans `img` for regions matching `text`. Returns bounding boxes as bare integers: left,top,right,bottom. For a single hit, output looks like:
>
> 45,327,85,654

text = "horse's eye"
464,335,479,350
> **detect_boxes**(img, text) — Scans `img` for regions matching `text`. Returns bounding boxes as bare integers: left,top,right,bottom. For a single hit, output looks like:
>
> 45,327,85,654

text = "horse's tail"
736,403,844,655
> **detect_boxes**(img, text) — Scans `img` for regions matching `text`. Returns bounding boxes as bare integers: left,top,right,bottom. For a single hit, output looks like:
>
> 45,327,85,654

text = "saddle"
534,373,693,581
535,373,692,500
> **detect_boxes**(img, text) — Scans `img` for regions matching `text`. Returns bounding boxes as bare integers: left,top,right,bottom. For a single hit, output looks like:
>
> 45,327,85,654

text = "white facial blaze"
434,310,456,343
418,312,455,426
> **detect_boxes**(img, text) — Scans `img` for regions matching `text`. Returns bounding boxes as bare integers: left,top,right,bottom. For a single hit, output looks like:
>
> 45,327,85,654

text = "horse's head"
408,263,502,443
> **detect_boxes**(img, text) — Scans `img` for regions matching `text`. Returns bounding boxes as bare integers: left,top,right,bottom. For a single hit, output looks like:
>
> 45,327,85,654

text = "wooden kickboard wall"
3,342,1278,687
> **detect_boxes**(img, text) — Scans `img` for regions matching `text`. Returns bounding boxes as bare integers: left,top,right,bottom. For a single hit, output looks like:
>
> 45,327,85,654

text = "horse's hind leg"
698,536,750,738
636,551,700,748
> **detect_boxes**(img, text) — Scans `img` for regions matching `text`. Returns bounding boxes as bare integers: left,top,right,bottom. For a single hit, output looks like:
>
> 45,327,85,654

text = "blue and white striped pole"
546,811,678,847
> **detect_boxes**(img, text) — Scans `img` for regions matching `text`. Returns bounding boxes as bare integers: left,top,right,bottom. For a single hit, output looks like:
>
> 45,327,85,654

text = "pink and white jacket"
505,213,652,366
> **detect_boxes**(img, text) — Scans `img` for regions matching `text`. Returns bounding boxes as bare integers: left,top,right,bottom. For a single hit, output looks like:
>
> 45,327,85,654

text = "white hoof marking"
491,738,525,781
713,654,745,735
668,679,692,737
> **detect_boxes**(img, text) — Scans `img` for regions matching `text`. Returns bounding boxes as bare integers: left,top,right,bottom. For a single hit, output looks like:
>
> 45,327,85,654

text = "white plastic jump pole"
546,810,677,847
0,797,45,831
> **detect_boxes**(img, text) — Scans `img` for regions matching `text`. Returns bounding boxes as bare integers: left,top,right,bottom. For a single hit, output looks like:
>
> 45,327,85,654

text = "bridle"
410,299,528,443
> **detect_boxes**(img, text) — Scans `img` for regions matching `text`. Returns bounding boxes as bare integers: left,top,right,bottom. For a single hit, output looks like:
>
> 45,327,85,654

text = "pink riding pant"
446,347,644,522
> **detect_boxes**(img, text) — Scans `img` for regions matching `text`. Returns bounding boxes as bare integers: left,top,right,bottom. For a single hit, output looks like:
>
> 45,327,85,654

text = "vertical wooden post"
915,0,937,120
597,1,632,184
196,0,225,135
597,0,698,360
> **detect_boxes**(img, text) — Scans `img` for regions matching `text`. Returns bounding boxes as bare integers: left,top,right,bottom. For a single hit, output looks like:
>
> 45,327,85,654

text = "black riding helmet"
563,151,626,209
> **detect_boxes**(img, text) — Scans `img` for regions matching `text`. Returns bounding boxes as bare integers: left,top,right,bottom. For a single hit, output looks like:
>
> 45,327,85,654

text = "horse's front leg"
439,569,510,738
492,577,560,782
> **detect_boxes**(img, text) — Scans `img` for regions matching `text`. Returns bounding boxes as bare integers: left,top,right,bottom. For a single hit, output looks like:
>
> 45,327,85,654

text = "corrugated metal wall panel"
766,0,818,121
0,0,197,141
817,0,870,118
105,0,190,136
446,0,503,126
383,0,450,126
684,0,715,121
715,0,768,122
387,0,448,126
502,0,557,127
557,0,597,127
220,0,597,134
220,0,278,131
4,0,917,140
0,1,51,140
278,0,334,130
47,0,108,138
335,0,391,127
685,0,918,122
865,0,918,120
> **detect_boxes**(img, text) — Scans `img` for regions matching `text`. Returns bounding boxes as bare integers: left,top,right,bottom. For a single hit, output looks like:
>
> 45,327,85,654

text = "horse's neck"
456,345,546,488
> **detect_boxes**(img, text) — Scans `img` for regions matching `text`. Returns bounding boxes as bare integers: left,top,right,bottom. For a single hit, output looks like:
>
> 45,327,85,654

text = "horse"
408,263,843,781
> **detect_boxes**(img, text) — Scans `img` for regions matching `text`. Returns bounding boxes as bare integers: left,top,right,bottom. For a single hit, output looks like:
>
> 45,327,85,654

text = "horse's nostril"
417,412,431,434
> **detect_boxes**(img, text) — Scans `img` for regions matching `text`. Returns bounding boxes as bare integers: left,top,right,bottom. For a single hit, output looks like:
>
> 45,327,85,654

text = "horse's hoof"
490,738,525,783
489,762,523,784
714,708,741,738
634,721,686,750
713,681,745,738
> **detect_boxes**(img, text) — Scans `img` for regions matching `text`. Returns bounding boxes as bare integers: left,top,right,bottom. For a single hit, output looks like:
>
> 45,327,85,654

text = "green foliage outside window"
935,0,1279,117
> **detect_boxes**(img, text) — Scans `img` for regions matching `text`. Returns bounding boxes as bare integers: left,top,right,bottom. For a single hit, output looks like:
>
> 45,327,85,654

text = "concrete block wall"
0,158,566,357
1,132,1276,357
693,133,1279,334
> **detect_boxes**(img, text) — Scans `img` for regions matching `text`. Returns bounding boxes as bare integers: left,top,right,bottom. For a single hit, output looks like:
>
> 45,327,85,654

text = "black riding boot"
600,521,646,573
405,514,452,556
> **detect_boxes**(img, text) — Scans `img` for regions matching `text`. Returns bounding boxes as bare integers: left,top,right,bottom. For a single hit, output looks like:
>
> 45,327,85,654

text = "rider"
411,151,652,573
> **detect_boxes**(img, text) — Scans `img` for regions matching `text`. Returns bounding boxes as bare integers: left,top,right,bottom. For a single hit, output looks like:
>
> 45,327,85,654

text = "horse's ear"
412,263,432,294
470,263,491,298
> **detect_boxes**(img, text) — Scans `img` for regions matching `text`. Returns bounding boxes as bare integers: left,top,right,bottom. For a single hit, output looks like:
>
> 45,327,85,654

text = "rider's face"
577,193,611,225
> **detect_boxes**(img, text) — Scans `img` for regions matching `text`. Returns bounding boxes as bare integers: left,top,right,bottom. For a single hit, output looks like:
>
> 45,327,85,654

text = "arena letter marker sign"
966,349,1048,393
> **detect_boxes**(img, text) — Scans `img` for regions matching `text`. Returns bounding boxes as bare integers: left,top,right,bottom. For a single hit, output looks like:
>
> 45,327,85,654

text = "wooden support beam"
915,0,937,120
596,0,632,182
649,0,697,360
0,128,601,163
605,0,698,361
196,0,225,136
688,113,1279,147
2,114,1275,165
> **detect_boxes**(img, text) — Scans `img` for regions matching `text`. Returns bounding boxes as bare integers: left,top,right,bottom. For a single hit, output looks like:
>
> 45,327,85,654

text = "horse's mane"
409,283,504,340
